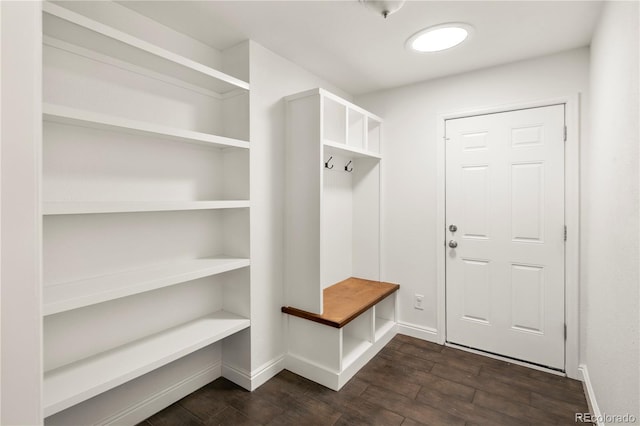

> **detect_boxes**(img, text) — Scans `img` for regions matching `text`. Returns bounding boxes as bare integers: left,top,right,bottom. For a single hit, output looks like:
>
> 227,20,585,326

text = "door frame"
436,95,581,379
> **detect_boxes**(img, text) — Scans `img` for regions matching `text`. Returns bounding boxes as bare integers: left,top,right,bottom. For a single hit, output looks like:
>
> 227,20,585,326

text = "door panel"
445,105,565,370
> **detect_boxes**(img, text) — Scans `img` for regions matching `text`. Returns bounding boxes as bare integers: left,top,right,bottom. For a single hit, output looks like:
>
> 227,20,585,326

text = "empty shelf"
43,311,250,416
43,200,250,215
44,258,250,316
43,103,250,150
43,3,249,94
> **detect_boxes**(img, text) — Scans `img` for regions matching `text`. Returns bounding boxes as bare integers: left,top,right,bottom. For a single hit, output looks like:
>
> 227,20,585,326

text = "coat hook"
325,156,334,169
345,160,353,172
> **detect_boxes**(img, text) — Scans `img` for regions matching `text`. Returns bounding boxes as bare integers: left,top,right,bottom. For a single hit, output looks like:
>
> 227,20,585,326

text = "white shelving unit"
284,88,383,313
44,311,250,417
41,2,251,422
283,89,396,390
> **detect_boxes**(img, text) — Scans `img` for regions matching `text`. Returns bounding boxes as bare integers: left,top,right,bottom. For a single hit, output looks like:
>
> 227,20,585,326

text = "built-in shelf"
43,103,250,150
43,200,250,216
44,258,250,316
375,318,396,341
43,311,250,416
342,337,371,370
323,140,382,160
43,3,249,95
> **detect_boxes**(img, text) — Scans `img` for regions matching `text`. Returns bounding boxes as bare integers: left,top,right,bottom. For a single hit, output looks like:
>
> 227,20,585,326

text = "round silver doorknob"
448,240,458,248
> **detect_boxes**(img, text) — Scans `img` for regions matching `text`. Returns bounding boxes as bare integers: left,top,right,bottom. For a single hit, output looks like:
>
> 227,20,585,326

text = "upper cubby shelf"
323,140,382,160
43,103,250,149
43,2,249,95
285,88,382,159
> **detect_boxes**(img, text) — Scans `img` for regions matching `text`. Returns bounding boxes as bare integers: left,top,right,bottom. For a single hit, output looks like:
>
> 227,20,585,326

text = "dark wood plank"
473,390,566,424
334,398,405,426
416,387,525,426
362,384,466,425
204,406,261,426
282,277,399,328
430,362,531,404
146,403,203,426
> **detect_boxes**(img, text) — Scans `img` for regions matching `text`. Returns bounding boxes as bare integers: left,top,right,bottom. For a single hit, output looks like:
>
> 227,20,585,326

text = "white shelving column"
41,3,251,424
284,88,383,313
283,89,396,390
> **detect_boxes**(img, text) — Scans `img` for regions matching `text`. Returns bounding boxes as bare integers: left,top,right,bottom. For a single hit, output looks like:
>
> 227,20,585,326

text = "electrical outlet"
414,294,424,310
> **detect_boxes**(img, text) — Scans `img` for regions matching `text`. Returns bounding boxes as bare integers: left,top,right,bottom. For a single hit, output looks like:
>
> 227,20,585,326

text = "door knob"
449,224,457,232
448,240,458,248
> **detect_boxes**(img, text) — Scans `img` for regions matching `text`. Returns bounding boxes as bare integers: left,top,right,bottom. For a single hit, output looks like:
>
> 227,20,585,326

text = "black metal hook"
325,156,334,169
345,160,353,172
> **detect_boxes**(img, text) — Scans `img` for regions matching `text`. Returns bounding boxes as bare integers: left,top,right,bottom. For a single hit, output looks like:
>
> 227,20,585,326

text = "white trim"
564,94,581,379
578,364,603,425
249,355,286,391
221,363,252,391
436,95,581,377
396,321,440,344
97,362,221,426
222,355,285,391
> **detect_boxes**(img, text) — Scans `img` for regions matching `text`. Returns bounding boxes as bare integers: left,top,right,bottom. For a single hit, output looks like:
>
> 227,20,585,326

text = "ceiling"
121,1,602,96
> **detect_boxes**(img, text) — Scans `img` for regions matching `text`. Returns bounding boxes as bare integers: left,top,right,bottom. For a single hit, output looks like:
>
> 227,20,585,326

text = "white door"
445,105,565,370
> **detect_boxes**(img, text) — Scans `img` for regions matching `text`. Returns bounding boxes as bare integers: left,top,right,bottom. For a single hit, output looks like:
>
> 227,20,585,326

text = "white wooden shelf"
324,140,381,160
43,103,250,150
43,311,250,416
375,318,396,341
43,200,250,216
43,258,250,316
43,2,249,95
342,336,371,370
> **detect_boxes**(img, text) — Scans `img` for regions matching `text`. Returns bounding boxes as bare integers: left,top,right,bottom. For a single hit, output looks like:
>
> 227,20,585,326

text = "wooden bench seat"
281,277,399,328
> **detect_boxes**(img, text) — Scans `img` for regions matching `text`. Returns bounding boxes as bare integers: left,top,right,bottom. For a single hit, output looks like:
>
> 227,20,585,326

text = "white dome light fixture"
360,0,406,19
407,23,473,53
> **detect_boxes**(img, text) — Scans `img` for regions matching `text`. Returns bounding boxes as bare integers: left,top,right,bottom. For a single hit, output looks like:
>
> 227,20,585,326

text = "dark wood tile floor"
139,335,590,425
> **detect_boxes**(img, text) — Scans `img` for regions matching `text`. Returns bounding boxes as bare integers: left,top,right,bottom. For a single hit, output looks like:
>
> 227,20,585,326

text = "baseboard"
222,355,286,391
99,361,222,426
286,353,341,390
249,355,286,390
578,364,603,425
397,321,440,344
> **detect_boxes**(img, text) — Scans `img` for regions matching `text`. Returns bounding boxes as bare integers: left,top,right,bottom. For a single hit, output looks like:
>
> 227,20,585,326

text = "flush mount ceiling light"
360,0,406,19
407,23,473,52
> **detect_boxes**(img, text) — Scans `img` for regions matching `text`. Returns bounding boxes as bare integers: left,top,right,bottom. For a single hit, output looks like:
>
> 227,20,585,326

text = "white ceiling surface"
121,1,602,96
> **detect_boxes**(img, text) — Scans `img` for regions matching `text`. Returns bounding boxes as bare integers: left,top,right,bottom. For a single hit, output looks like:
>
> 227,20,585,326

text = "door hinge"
564,324,567,341
564,225,567,241
563,125,567,142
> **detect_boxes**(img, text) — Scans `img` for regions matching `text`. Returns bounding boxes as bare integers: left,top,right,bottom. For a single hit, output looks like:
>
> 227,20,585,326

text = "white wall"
0,2,42,424
248,42,351,377
583,0,639,420
356,48,589,336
